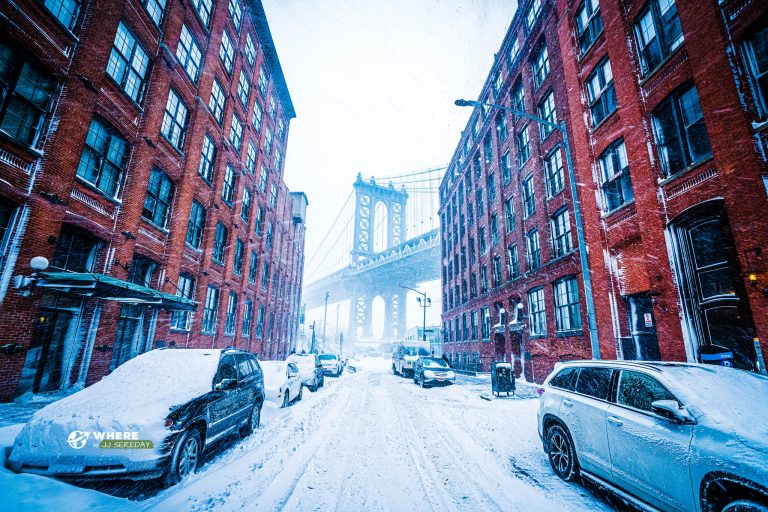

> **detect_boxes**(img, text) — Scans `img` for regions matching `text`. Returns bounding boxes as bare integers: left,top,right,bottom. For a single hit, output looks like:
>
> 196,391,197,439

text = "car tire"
392,365,398,376
319,377,324,388
547,424,578,482
282,392,290,408
240,403,261,437
722,500,768,512
164,428,201,487
419,376,426,388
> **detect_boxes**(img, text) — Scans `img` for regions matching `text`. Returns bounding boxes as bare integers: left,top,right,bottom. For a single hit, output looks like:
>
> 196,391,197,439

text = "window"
487,174,497,205
531,43,550,89
222,164,236,205
171,274,195,330
51,226,101,272
128,255,156,287
269,96,276,118
575,367,612,400
598,138,634,212
522,174,535,218
229,113,243,151
526,229,541,270
222,293,237,336
480,265,488,293
525,0,542,33
493,70,503,97
274,151,282,173
161,89,188,149
550,367,579,391
492,255,502,287
0,44,56,148
142,168,174,228
228,0,242,31
537,91,557,139
479,226,487,253
508,34,521,64
554,276,581,332
43,0,81,30
219,30,235,73
245,34,257,67
252,101,263,131
261,261,269,291
471,310,479,339
256,304,265,337
186,200,205,249
278,119,286,140
507,244,519,279
516,125,530,165
576,0,603,55
202,285,219,334
176,25,202,82
544,148,565,198
617,371,675,412
244,141,257,175
481,307,491,339
237,71,250,107
476,188,484,217
258,65,268,96
469,237,476,263
233,238,244,275
528,287,546,335
241,188,252,222
265,220,273,249
633,0,684,76
496,114,508,145
512,79,525,113
551,208,573,258
248,251,258,283
76,118,129,197
490,213,499,245
652,84,711,176
254,205,264,235
107,23,149,103
269,184,278,207
744,26,768,118
501,151,512,184
265,127,273,155
213,222,228,265
470,273,477,297
587,58,617,127
242,299,252,337
192,0,213,29
209,79,226,124
198,134,216,183
504,197,515,232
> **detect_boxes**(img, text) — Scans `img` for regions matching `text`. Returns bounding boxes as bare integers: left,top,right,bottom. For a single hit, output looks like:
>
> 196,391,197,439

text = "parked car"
537,360,768,512
7,348,264,486
287,353,325,391
260,361,302,407
318,353,342,376
391,343,431,377
413,357,455,387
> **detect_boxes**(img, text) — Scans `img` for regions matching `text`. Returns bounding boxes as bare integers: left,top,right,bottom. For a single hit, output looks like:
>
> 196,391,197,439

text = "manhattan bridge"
303,167,444,349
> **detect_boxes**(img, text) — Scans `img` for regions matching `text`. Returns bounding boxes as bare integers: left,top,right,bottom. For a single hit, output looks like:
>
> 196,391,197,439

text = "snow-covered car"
413,357,455,387
7,348,264,486
287,353,324,391
392,343,431,377
318,353,342,376
261,361,302,407
537,360,768,512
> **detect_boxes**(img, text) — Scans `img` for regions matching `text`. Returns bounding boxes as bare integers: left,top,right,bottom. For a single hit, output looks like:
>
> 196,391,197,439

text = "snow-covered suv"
318,353,342,376
537,360,768,512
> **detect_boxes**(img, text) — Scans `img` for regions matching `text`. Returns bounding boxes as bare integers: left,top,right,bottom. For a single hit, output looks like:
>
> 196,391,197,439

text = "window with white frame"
512,79,525,113
576,0,603,55
233,238,244,275
531,43,550,89
258,65,268,96
248,252,258,283
254,204,264,235
140,0,166,27
528,287,546,335
587,57,617,127
526,229,540,270
598,138,634,212
237,71,250,107
43,0,81,30
269,96,276,118
192,0,213,29
269,183,278,207
633,0,684,76
252,101,263,131
245,34,257,66
176,25,202,82
492,255,502,287
228,0,242,32
551,208,573,258
229,113,243,151
525,0,542,33
161,90,188,150
507,244,519,279
544,148,565,198
259,165,268,191
201,285,219,334
744,26,768,119
246,141,257,174
213,222,228,264
517,124,530,165
242,299,252,337
554,276,581,331
508,33,521,64
265,127,273,155
219,30,235,73
170,273,194,330
186,200,205,249
241,187,251,222
76,117,129,197
209,79,225,124
198,134,216,183
504,196,515,232
224,292,238,336
142,167,174,228
107,22,149,103
500,151,512,183
537,91,557,139
222,164,236,205
496,114,508,144
522,174,535,218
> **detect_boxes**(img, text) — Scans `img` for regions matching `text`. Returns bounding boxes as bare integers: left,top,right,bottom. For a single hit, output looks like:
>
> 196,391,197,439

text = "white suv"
318,353,342,376
537,361,768,512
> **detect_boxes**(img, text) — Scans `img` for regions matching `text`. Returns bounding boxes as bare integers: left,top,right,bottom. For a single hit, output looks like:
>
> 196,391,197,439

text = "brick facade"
0,0,307,401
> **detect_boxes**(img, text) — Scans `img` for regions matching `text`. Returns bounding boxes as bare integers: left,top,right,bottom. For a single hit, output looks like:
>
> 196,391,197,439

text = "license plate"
50,455,85,474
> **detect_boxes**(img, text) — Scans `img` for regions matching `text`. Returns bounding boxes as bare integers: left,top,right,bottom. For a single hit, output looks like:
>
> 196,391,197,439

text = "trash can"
699,344,735,368
491,362,515,397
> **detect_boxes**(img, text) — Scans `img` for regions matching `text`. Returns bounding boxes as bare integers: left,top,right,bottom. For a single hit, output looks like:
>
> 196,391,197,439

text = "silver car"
537,360,768,512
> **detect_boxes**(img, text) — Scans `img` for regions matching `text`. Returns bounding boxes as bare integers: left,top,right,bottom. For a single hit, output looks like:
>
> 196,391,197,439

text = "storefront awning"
35,272,197,311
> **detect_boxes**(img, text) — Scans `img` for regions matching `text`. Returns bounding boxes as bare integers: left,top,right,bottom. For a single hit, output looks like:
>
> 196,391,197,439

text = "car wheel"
420,376,426,388
164,428,201,487
240,403,261,437
547,424,578,482
282,392,290,408
319,377,324,388
722,500,768,512
392,365,398,375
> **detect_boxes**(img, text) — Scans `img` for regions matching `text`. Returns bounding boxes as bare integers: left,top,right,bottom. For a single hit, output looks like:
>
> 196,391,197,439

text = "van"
391,342,431,377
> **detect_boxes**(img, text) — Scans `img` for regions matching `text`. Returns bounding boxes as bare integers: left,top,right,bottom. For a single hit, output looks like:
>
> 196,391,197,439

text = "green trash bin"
491,362,515,397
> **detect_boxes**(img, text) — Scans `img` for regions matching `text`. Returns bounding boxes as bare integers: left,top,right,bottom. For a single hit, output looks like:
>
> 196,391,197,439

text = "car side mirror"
651,400,695,424
215,378,238,391
288,369,298,378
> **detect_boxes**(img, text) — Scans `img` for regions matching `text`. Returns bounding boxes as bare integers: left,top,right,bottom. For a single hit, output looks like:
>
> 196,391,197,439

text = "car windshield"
404,347,430,356
319,354,337,361
422,358,449,369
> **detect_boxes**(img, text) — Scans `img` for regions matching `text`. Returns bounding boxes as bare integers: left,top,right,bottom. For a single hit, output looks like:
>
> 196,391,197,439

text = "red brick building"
439,0,595,381
440,0,768,381
0,0,307,401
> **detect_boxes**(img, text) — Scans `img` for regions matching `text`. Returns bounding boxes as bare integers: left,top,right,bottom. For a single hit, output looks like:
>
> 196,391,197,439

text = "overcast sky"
262,0,518,338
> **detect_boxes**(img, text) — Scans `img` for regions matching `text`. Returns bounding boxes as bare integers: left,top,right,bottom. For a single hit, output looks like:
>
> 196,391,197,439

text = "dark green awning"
36,272,196,311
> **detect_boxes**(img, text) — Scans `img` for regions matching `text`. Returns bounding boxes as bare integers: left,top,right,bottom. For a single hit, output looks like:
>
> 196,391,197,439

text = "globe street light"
454,99,601,360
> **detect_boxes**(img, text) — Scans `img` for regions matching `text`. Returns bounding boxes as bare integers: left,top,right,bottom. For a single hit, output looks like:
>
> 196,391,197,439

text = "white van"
391,342,431,377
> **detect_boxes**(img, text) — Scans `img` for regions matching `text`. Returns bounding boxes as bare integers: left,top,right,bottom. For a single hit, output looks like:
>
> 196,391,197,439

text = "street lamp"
454,98,600,360
399,284,431,342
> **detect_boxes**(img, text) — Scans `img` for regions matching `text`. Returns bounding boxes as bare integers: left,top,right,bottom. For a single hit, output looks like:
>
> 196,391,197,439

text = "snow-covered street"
0,357,615,512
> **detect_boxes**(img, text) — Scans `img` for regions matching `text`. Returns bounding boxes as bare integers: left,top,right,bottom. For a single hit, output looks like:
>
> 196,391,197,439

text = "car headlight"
424,370,435,378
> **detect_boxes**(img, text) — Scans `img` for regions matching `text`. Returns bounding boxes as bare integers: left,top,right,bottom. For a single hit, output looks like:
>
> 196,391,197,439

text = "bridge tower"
350,174,409,344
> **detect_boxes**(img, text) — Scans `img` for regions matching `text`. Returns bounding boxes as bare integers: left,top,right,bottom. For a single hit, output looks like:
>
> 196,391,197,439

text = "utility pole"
334,304,340,353
339,331,344,359
310,321,316,353
321,291,330,353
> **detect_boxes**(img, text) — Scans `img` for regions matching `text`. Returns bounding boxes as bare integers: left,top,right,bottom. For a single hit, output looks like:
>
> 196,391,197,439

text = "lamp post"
399,284,431,342
454,99,600,360
321,291,329,353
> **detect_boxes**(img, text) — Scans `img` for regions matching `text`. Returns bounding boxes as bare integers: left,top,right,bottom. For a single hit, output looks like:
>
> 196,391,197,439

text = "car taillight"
165,419,174,428
536,387,545,396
